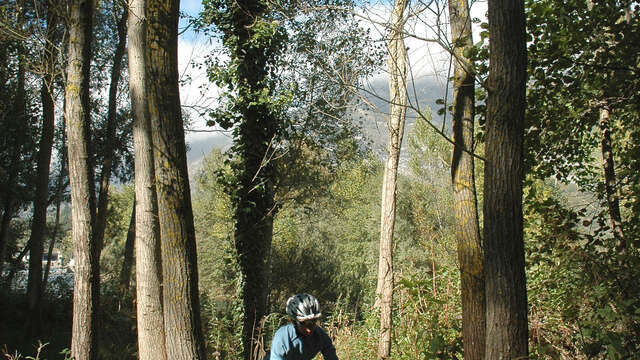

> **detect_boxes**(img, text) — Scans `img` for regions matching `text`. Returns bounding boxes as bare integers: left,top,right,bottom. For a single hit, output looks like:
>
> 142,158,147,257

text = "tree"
43,149,67,292
93,1,128,262
375,0,408,358
146,0,207,358
203,1,285,356
127,0,167,357
527,0,640,259
483,0,528,358
0,0,39,279
484,1,528,359
118,199,135,295
447,0,485,358
201,0,381,355
26,1,59,336
526,0,640,352
65,0,99,358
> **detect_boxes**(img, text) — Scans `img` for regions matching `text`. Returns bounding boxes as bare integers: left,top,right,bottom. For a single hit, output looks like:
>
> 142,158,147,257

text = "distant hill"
186,132,232,174
358,75,452,158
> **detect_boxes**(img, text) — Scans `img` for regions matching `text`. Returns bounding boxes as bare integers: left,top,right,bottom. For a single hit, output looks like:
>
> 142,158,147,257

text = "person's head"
286,293,322,336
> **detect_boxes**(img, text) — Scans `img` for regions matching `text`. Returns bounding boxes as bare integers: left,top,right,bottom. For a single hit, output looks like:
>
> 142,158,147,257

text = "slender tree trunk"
0,39,7,89
146,0,206,358
7,240,30,286
0,195,14,277
118,199,135,295
43,192,63,292
376,1,408,358
1,2,27,281
128,0,167,358
44,124,68,292
94,3,128,254
26,6,59,336
599,102,626,254
65,0,99,358
483,0,528,358
448,0,485,358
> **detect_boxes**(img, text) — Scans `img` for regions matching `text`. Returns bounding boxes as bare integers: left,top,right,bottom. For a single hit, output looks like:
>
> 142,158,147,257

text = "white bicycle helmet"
286,293,322,322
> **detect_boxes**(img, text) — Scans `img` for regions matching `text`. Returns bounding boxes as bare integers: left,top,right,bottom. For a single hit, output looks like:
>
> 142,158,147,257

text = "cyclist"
264,293,339,360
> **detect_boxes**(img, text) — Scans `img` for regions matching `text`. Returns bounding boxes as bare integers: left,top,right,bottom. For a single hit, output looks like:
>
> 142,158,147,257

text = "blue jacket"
265,323,338,360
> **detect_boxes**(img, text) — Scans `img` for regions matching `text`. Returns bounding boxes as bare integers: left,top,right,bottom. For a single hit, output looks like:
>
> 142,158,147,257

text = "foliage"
526,0,640,230
91,0,134,184
523,2,640,356
524,179,640,358
0,0,41,224
100,184,134,282
197,0,383,208
192,149,243,357
191,111,464,357
333,269,463,360
191,149,383,357
270,154,383,310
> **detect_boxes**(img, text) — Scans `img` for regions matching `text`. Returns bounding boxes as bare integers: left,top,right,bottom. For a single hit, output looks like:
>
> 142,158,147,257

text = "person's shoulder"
275,323,296,338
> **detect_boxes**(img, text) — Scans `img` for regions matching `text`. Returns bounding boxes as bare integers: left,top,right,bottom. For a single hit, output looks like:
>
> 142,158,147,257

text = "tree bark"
118,199,135,295
483,0,528,358
65,0,99,359
26,5,58,336
376,1,408,358
94,3,128,255
146,0,207,358
0,195,14,278
128,0,167,358
448,0,485,358
599,102,626,255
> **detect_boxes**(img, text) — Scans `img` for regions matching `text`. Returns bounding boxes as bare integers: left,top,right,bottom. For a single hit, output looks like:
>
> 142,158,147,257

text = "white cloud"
178,23,224,143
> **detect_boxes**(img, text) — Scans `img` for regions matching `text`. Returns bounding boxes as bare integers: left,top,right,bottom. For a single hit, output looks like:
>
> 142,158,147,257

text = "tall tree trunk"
448,0,485,358
146,0,207,358
128,0,167,358
118,199,135,296
42,117,68,294
599,102,626,254
483,0,528,358
7,240,30,286
94,3,128,254
65,0,99,358
0,195,14,277
26,5,59,337
43,190,62,292
376,1,408,358
1,2,27,281
235,208,273,360
43,152,67,291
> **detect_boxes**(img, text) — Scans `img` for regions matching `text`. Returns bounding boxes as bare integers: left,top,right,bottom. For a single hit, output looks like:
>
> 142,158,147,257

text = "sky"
177,0,224,148
181,0,204,15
